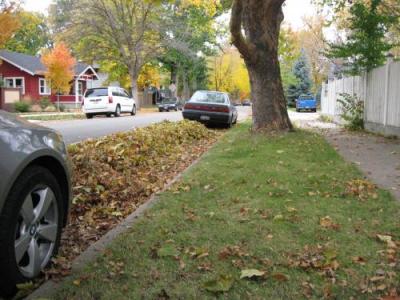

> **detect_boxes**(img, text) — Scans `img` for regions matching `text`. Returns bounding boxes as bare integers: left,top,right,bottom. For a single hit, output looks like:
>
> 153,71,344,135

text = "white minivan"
82,87,137,119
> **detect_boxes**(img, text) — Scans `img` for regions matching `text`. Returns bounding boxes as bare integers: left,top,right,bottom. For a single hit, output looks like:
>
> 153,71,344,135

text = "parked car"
242,99,252,106
296,95,317,112
157,98,182,112
233,101,242,106
82,87,137,119
0,110,71,297
182,90,238,127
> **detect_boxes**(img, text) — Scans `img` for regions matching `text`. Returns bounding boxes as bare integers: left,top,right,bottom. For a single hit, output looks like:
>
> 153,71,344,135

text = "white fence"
321,59,400,136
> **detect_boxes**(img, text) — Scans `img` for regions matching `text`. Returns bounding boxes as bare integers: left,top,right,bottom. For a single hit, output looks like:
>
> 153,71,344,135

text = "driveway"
41,106,252,145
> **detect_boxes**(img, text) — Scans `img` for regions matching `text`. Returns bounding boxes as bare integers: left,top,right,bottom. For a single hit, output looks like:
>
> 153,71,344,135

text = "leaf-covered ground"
53,123,400,299
46,120,220,279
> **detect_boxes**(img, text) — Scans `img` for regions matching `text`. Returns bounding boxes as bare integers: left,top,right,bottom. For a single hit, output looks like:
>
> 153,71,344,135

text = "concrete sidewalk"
290,111,400,200
324,130,400,200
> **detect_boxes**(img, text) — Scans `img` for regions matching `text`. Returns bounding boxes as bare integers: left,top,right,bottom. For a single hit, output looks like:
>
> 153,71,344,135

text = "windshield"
161,99,176,104
190,91,226,104
85,88,108,97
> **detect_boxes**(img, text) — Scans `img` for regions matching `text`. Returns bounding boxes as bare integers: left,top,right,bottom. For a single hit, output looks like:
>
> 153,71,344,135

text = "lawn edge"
26,135,220,300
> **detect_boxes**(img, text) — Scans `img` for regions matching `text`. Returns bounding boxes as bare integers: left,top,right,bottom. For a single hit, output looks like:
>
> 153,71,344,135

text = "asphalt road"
42,107,251,144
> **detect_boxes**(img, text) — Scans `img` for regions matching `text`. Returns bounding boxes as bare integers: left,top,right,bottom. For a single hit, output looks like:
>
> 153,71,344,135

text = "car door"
122,89,132,112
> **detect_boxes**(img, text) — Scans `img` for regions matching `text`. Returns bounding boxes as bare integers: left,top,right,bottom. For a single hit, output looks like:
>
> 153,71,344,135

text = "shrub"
337,93,364,130
39,97,52,110
44,105,57,112
14,101,31,113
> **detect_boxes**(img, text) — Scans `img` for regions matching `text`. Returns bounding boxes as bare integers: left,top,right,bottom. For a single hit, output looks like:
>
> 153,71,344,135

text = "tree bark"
182,69,190,100
230,0,292,131
130,75,139,109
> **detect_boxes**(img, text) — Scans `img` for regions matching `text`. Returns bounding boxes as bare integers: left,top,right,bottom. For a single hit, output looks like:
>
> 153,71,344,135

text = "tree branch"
230,0,251,60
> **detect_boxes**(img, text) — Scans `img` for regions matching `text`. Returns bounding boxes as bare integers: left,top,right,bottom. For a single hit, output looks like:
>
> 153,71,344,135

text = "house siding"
0,60,43,101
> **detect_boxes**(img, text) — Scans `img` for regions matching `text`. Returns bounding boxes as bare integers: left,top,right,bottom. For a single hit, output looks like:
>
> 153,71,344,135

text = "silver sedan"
0,110,71,297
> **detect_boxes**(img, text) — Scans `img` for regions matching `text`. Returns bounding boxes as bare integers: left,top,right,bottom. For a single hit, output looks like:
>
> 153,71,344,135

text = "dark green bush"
39,97,51,110
14,101,31,113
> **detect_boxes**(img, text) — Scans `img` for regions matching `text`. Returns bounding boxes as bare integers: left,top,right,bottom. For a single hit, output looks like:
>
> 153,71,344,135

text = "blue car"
296,95,317,112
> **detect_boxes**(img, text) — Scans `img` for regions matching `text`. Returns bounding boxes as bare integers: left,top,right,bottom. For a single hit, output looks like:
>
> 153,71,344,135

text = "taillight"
218,106,230,113
108,96,113,104
184,103,195,110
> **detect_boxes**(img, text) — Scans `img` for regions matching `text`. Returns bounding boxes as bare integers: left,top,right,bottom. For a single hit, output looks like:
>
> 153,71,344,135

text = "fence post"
363,71,368,123
383,57,392,127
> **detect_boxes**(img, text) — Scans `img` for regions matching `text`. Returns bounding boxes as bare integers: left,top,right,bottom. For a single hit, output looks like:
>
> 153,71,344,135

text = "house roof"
0,49,97,79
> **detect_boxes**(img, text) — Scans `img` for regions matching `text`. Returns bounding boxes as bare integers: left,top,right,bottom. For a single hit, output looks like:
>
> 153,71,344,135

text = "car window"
112,89,120,97
122,90,130,98
85,88,108,97
190,91,226,104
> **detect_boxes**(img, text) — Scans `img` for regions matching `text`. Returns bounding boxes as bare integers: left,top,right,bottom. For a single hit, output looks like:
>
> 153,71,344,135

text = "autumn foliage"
0,1,20,48
41,43,76,95
47,121,219,278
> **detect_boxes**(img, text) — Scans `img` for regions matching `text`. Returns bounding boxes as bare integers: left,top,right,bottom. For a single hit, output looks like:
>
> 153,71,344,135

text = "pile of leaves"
49,120,219,278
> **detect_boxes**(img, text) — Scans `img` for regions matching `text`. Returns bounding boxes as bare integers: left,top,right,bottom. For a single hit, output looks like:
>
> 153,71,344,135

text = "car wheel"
0,166,64,297
86,114,93,119
130,105,136,116
114,105,121,117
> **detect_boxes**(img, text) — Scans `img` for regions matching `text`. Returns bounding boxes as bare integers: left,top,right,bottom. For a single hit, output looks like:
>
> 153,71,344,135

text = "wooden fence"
321,58,400,137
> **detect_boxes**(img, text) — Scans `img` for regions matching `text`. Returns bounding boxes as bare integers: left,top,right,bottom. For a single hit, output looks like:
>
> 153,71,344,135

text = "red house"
0,49,98,107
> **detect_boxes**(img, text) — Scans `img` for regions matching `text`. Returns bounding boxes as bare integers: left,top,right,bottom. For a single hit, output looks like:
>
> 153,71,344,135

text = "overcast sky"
23,0,316,29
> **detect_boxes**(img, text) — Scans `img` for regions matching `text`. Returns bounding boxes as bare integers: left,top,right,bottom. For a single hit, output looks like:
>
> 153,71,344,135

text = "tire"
130,105,136,116
0,166,64,298
114,105,121,117
86,114,93,119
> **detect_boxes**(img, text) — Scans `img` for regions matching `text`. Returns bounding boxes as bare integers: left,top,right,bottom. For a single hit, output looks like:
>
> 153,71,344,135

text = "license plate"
200,115,210,121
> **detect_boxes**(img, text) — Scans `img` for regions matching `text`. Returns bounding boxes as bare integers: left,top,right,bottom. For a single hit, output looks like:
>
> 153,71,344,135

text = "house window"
4,77,25,95
39,78,51,95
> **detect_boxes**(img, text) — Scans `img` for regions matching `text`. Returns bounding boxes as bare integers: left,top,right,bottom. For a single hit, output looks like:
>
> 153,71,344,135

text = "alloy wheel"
14,186,58,278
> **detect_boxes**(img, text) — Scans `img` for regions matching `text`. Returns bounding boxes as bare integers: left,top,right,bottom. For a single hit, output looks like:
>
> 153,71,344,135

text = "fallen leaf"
240,269,266,279
203,274,234,292
377,234,397,248
272,273,289,282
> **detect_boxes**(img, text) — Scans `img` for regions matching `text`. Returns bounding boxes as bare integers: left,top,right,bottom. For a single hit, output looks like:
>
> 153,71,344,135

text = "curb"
26,152,207,299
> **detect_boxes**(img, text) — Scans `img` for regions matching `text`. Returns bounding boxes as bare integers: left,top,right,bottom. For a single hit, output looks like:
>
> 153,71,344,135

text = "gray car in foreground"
182,91,238,127
0,110,71,297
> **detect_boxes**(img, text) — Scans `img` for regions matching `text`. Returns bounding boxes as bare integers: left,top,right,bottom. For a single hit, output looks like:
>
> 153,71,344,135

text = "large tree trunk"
130,75,139,109
230,0,292,131
182,69,190,100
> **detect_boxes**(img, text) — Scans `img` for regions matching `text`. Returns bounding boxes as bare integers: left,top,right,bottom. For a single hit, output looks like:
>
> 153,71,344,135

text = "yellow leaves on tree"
179,0,220,16
208,47,250,100
41,43,76,95
137,64,161,91
0,3,20,48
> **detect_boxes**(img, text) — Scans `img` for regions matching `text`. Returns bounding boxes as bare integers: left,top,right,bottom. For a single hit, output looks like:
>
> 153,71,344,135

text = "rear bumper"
182,110,230,124
82,105,115,114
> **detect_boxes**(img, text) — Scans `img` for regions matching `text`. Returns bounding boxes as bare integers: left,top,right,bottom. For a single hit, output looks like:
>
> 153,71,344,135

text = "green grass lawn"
21,114,85,121
54,123,400,299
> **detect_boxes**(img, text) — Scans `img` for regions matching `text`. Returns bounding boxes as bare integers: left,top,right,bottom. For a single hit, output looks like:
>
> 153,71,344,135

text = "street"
41,106,251,144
